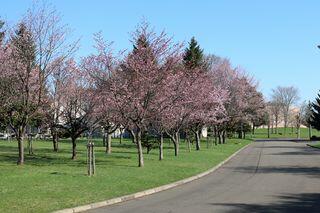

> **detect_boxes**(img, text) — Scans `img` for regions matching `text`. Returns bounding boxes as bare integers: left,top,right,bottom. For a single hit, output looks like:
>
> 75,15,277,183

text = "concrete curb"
306,144,320,149
53,143,251,213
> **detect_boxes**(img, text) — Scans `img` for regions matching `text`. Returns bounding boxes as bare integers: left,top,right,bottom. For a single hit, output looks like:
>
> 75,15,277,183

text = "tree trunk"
134,128,144,167
102,133,106,147
275,116,278,134
238,131,242,139
218,131,222,144
252,125,255,135
28,135,33,155
309,125,312,139
53,132,59,152
71,137,77,160
119,129,123,144
222,131,226,144
173,132,179,156
17,136,24,165
241,122,244,139
173,139,179,156
129,130,135,144
267,122,270,138
106,133,112,154
214,127,217,146
195,130,201,150
297,126,300,139
159,133,163,160
284,120,287,135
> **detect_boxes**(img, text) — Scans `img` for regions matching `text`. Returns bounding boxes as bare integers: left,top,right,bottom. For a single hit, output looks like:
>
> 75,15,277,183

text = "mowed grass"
251,127,320,139
307,143,320,149
0,137,250,213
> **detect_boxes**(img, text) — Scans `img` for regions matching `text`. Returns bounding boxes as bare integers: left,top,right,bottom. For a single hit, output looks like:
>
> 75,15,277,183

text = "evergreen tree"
11,23,36,66
310,92,320,131
183,37,204,69
132,34,156,64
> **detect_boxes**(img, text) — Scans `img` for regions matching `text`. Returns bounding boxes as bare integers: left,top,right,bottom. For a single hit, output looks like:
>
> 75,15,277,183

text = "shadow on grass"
210,193,320,213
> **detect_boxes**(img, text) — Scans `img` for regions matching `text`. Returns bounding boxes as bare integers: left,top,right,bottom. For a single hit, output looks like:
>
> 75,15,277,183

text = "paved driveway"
87,141,320,213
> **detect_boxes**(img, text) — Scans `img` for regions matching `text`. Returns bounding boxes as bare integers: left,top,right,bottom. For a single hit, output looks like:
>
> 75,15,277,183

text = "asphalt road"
87,141,320,213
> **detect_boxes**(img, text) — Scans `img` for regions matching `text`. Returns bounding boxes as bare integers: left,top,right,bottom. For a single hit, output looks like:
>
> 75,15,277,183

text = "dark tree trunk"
173,132,179,156
219,132,223,144
238,131,242,139
71,137,77,160
102,131,106,147
173,139,179,156
222,131,226,144
267,122,270,138
159,133,163,160
119,130,123,144
195,130,201,150
167,131,179,156
214,127,217,146
252,125,255,135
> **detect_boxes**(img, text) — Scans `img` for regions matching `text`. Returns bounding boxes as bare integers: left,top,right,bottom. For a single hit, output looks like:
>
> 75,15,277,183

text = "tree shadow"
231,166,320,178
255,139,310,142
268,151,320,156
210,193,320,213
253,145,309,149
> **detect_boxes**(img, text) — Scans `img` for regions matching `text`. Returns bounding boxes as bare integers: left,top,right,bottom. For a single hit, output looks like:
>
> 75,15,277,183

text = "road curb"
306,144,320,149
53,143,251,213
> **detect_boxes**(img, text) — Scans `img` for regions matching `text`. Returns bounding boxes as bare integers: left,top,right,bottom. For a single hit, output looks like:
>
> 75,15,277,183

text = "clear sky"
1,0,320,103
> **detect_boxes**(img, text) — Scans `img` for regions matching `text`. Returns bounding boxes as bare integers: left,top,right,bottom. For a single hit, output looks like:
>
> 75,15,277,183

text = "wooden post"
87,143,92,176
87,141,95,176
92,142,95,175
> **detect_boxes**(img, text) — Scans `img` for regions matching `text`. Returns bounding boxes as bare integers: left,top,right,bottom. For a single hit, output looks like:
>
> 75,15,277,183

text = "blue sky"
1,0,320,103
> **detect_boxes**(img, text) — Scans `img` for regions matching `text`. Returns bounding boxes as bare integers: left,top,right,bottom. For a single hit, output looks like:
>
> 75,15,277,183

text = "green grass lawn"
0,137,250,213
307,142,320,149
250,127,320,139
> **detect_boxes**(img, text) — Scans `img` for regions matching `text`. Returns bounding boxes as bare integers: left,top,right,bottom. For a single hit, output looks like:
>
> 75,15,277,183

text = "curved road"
87,141,320,213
